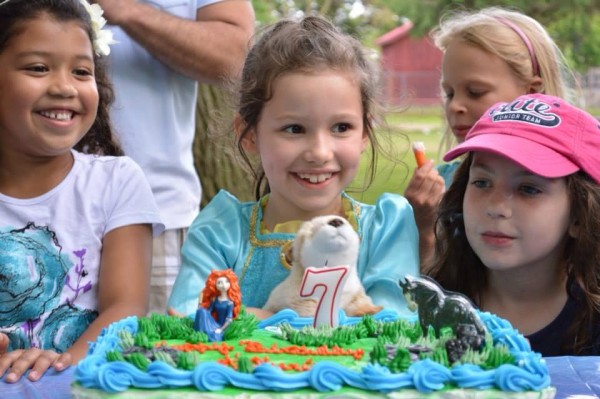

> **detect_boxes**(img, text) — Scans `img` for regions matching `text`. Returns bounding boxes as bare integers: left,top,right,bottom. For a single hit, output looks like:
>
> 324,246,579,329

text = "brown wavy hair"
428,154,600,354
0,0,122,156
200,269,242,320
234,15,385,199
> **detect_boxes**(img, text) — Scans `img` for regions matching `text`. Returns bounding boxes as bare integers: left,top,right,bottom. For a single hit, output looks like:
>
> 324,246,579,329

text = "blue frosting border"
74,309,551,394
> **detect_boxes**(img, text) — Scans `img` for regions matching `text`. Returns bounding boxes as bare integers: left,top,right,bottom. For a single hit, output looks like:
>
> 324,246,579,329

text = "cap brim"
443,134,580,178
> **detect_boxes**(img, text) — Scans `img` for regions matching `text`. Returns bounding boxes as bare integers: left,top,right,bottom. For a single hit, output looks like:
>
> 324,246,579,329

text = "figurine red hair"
195,269,242,341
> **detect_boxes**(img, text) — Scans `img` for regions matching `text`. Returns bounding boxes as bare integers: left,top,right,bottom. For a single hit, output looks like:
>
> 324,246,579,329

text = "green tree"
370,0,600,71
547,11,600,70
252,0,382,39
194,84,254,207
251,0,600,70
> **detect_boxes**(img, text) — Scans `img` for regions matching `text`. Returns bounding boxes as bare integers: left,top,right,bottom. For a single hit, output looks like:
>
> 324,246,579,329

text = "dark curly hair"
428,154,600,355
0,0,122,156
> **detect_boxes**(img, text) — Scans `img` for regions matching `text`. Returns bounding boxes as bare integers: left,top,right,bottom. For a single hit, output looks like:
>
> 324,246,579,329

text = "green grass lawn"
349,124,445,205
385,106,444,126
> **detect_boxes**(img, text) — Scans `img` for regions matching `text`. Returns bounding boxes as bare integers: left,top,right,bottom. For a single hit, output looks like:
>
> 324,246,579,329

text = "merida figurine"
194,269,241,341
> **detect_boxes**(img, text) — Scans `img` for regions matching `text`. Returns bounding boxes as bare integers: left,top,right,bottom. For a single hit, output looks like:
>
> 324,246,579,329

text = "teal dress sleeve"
356,193,420,317
167,190,249,316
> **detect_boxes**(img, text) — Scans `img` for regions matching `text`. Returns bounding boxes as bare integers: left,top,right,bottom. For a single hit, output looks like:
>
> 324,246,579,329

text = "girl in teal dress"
168,15,419,319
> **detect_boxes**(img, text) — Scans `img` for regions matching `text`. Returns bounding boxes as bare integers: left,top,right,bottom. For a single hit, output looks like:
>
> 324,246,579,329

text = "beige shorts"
149,228,187,315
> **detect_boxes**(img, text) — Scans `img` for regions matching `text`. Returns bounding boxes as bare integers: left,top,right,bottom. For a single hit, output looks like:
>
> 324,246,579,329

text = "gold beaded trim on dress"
245,194,361,272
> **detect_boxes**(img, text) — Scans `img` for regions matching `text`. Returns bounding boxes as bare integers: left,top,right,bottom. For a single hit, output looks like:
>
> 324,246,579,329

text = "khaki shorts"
149,228,187,315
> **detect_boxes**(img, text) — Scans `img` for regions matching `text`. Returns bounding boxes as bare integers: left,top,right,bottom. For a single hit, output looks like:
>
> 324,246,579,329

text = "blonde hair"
432,7,578,151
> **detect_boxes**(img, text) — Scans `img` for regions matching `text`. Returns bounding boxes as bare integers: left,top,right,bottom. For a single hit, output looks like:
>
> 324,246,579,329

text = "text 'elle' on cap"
443,93,600,184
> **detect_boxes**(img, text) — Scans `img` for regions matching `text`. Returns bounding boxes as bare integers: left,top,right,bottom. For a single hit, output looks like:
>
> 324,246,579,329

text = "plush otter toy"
264,215,382,317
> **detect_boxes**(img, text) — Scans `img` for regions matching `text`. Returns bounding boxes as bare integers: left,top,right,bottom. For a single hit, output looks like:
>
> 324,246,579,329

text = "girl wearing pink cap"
405,7,577,271
428,93,600,356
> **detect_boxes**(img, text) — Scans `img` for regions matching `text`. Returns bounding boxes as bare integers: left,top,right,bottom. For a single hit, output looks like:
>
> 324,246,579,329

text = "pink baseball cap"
444,93,600,184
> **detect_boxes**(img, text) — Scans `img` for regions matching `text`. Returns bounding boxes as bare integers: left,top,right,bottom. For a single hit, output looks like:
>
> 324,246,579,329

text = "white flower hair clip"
79,0,116,56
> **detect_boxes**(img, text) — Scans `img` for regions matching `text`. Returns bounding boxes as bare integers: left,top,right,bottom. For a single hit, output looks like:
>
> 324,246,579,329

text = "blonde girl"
405,7,577,270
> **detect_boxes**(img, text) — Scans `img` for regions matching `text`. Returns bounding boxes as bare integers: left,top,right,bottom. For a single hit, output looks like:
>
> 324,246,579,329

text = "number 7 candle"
299,265,349,328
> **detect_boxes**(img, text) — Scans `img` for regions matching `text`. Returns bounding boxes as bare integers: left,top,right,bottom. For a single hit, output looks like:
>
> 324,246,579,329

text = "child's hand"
407,142,444,215
167,307,186,317
405,161,445,217
404,161,445,270
0,334,71,383
246,307,274,320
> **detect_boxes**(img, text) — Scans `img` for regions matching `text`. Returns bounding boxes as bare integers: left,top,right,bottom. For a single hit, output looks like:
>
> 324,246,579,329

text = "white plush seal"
264,215,382,317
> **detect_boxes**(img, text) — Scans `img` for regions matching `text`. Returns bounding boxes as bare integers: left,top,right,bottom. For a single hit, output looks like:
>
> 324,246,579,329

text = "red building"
376,20,443,106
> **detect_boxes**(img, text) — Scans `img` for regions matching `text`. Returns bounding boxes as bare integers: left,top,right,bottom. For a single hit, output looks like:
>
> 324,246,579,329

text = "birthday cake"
72,307,555,398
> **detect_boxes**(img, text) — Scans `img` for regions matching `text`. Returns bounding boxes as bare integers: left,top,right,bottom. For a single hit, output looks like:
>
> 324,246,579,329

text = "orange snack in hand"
412,141,427,168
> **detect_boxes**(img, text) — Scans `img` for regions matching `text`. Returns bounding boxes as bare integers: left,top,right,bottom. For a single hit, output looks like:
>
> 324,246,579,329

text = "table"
1,357,599,399
546,356,600,398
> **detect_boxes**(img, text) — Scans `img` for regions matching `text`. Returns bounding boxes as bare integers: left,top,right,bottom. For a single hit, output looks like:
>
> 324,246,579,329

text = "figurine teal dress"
168,190,420,317
194,298,233,341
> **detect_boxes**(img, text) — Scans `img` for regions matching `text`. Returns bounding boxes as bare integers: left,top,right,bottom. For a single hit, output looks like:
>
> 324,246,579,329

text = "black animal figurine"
399,275,486,344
